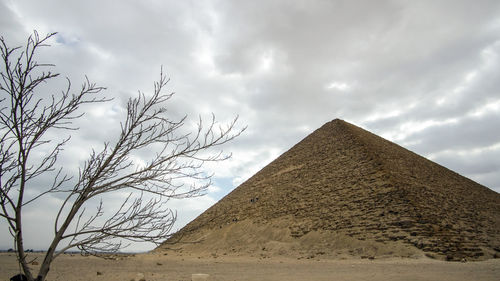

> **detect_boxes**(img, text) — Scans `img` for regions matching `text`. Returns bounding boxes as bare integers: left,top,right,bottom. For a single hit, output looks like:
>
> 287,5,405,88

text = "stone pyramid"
160,119,500,260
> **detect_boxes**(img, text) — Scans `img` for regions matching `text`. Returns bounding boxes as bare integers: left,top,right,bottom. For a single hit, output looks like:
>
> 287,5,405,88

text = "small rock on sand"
131,272,146,281
192,273,210,281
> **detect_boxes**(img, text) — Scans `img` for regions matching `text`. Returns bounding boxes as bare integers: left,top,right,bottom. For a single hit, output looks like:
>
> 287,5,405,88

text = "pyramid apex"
328,118,346,124
322,118,352,128
309,118,356,138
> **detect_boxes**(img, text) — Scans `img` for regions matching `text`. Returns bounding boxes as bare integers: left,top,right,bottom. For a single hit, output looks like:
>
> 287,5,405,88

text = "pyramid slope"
161,119,500,260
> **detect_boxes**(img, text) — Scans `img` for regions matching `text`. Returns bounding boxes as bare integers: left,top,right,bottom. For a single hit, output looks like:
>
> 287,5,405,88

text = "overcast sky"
1,0,499,252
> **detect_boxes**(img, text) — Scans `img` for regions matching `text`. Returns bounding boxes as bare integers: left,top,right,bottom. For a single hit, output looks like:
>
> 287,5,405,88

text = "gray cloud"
1,0,499,251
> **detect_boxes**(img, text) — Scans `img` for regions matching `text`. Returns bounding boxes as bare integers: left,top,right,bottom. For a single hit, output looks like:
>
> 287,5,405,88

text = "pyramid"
160,119,500,261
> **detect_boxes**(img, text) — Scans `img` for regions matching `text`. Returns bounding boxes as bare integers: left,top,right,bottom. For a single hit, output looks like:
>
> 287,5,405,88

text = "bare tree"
0,31,244,281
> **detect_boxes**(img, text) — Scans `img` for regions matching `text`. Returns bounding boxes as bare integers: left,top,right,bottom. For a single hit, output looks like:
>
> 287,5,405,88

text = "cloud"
1,0,500,252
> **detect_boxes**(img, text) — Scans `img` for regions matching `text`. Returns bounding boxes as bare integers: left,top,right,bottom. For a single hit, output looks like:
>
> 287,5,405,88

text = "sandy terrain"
1,252,499,281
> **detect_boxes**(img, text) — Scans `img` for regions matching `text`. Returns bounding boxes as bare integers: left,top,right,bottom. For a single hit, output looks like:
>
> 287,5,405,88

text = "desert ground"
1,252,499,281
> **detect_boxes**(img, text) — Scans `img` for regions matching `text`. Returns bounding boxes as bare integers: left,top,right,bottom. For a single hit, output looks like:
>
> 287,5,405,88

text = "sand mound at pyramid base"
160,219,423,260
